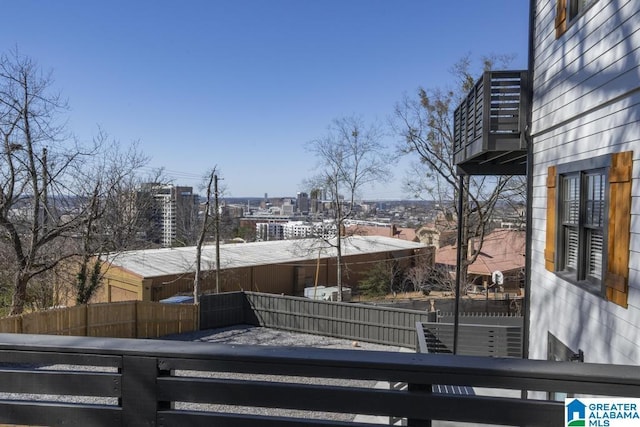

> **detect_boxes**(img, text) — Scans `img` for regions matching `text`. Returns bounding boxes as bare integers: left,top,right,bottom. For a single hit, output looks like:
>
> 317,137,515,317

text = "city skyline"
3,1,529,199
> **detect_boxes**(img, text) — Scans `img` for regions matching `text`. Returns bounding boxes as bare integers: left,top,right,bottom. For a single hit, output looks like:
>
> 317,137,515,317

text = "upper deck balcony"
453,70,530,175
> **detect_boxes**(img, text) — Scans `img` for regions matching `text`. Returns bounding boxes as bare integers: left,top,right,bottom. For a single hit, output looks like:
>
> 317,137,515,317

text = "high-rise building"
281,199,295,216
283,221,313,239
296,192,309,214
256,222,284,241
142,184,199,247
309,188,322,215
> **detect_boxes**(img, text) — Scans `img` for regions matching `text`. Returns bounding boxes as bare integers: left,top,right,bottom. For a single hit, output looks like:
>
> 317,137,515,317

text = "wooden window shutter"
555,0,568,38
545,166,557,271
606,151,633,308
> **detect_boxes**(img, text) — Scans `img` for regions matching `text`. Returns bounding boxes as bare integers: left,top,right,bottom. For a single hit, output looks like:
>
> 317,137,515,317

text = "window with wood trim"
558,170,605,284
545,151,632,308
555,0,599,38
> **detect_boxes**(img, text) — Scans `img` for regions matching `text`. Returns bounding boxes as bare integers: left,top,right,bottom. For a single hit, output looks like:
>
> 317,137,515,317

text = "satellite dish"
492,271,504,285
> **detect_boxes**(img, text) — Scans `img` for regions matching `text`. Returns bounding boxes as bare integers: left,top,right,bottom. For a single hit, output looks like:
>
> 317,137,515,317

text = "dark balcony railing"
1,333,639,426
416,321,522,358
453,70,530,175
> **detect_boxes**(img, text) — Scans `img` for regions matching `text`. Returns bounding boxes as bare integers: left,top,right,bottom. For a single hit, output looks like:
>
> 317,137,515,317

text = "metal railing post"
121,355,162,425
407,383,432,426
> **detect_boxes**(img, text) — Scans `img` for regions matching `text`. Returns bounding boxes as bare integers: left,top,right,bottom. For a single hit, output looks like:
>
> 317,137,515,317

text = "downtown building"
142,184,199,247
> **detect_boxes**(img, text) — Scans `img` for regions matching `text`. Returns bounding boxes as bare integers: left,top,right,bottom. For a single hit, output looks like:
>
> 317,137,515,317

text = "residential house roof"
435,229,525,276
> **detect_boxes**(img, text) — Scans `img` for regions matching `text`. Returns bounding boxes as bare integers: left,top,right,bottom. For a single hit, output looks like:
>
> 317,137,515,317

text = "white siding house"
528,0,640,364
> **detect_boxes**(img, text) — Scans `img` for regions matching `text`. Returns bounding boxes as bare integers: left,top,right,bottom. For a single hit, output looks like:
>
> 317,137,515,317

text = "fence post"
135,301,140,339
83,304,88,336
121,355,161,425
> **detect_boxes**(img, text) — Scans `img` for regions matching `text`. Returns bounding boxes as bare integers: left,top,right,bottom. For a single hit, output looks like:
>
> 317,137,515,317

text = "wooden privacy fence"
0,301,197,339
4,292,523,350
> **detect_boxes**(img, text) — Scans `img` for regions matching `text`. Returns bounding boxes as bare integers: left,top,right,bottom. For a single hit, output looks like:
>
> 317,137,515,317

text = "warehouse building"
93,236,430,303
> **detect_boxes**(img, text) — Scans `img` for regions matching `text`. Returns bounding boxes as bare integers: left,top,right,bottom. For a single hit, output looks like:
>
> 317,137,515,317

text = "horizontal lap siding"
531,137,640,364
533,91,640,165
533,0,638,123
529,0,640,363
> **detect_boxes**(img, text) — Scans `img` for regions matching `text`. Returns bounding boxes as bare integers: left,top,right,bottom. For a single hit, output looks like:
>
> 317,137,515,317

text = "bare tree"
393,55,525,290
0,50,148,313
73,136,151,305
194,168,217,303
403,262,433,293
421,264,458,295
306,116,390,301
401,247,458,296
100,164,167,252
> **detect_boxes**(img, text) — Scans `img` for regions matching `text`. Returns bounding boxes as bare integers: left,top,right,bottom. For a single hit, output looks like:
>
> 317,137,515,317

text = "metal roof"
104,236,426,279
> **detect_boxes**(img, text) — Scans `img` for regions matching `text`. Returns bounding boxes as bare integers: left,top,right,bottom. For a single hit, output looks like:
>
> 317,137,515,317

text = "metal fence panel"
416,322,522,357
439,312,523,327
199,292,522,352
199,292,248,329
242,292,433,348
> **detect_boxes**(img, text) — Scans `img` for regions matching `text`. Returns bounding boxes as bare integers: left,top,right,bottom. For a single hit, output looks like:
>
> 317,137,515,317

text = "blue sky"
3,1,529,199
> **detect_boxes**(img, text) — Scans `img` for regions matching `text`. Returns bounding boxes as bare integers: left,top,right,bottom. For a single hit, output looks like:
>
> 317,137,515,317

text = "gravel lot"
162,323,405,351
161,325,406,423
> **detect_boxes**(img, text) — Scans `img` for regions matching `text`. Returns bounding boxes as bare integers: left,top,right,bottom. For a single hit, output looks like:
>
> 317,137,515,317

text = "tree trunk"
10,271,29,315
